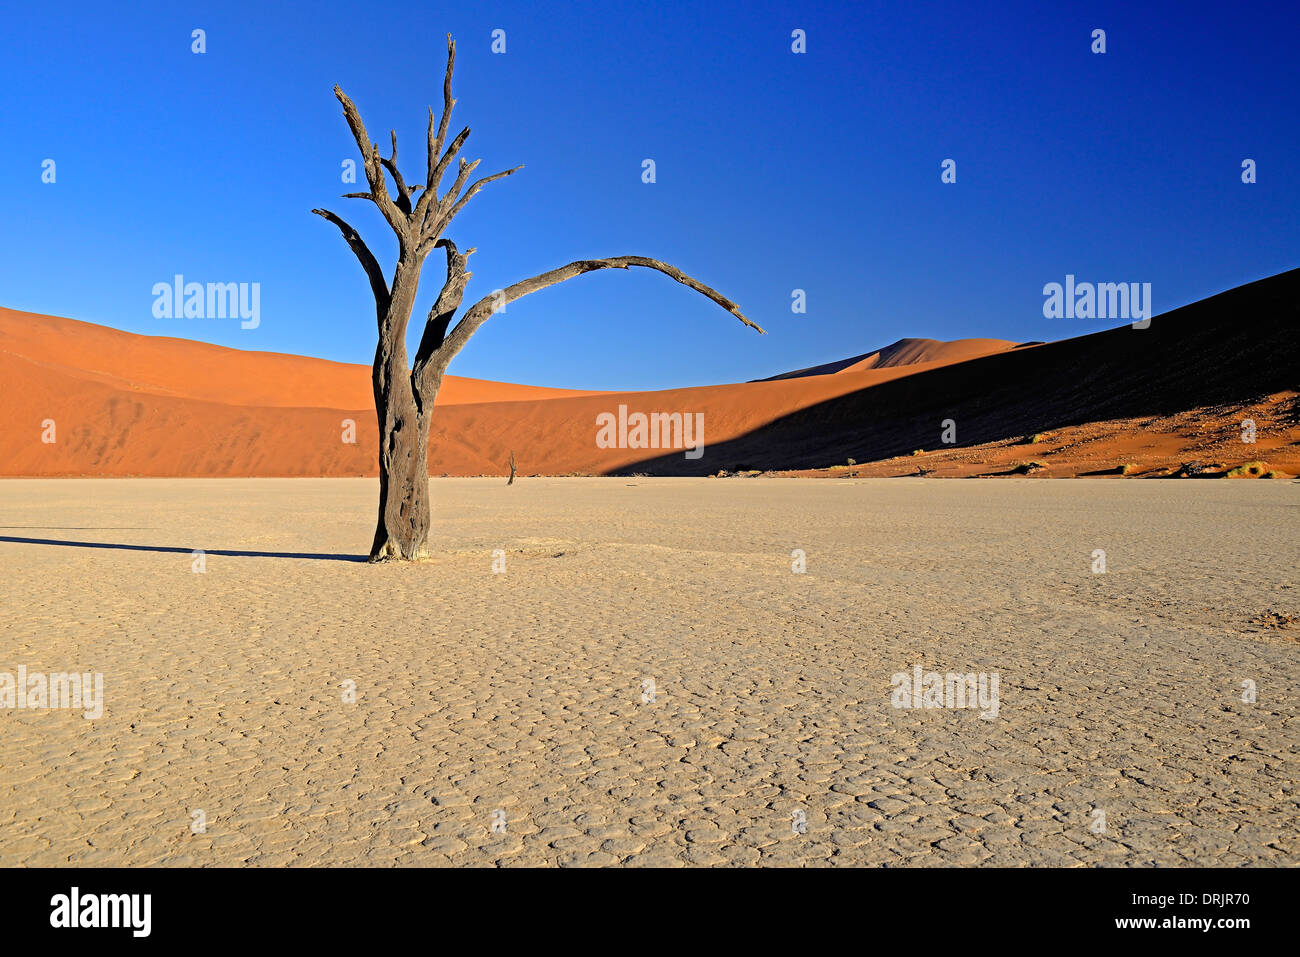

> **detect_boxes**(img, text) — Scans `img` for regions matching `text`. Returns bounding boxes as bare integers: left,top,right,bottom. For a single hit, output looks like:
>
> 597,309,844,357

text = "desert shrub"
1012,461,1047,474
1227,461,1269,478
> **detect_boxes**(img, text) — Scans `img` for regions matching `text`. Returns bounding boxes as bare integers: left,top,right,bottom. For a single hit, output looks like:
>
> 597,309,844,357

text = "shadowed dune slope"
628,268,1300,475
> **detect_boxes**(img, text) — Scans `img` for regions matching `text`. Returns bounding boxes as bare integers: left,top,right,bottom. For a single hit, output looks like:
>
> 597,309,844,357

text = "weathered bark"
370,392,429,560
315,35,764,562
370,337,430,558
369,260,434,560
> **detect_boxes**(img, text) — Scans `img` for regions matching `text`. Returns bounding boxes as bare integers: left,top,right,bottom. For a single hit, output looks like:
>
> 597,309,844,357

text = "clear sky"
2,0,1295,390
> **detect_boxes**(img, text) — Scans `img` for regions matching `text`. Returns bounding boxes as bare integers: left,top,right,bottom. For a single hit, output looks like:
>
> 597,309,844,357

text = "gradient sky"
2,0,1295,390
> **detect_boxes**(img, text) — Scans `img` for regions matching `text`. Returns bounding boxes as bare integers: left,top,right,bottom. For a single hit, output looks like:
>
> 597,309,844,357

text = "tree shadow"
0,526,158,530
0,536,367,563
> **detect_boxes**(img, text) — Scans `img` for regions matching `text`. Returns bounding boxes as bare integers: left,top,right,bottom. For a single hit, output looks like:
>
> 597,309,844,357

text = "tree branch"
413,37,466,231
432,128,471,194
423,36,456,206
412,239,475,398
417,127,472,237
381,130,415,215
311,208,391,316
430,256,764,377
333,86,408,239
446,157,481,203
447,164,524,221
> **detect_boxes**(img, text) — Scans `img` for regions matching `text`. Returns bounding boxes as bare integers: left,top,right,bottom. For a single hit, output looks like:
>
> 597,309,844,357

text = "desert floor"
1,478,1296,867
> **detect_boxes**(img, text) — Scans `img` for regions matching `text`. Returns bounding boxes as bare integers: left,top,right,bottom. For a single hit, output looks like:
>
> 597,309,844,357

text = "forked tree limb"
444,157,480,208
311,208,391,315
333,86,407,237
415,159,522,257
424,128,471,214
413,239,474,396
331,35,512,250
429,256,765,379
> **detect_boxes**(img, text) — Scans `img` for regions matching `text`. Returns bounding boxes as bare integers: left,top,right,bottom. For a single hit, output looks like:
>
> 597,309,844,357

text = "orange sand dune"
0,331,969,477
0,307,605,409
0,308,1007,477
2,268,1297,478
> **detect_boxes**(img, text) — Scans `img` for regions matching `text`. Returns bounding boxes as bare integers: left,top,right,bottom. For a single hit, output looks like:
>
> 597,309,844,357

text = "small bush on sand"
1012,461,1047,474
1227,461,1269,478
911,449,924,456
1029,433,1046,444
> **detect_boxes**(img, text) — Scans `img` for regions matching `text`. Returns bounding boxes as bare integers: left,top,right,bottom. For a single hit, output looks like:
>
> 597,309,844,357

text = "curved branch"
431,256,763,377
311,208,391,315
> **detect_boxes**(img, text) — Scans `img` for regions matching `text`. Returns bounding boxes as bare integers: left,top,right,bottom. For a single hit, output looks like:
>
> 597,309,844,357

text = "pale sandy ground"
1,478,1296,867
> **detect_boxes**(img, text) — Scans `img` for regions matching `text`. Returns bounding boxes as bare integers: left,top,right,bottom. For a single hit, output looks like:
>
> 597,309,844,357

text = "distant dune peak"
757,337,1020,381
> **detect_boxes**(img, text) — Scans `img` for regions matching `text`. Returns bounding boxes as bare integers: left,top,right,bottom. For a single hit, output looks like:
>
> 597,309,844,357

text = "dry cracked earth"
1,477,1296,866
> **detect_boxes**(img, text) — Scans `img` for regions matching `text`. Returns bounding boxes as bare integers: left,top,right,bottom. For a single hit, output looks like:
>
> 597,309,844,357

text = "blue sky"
2,0,1295,390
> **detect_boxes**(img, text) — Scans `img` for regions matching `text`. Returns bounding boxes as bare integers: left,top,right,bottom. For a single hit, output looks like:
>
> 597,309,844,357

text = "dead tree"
315,36,764,561
507,450,517,486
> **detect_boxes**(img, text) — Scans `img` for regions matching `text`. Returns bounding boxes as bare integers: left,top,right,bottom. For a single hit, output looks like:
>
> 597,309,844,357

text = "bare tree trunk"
370,345,430,561
369,267,435,561
507,450,517,485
